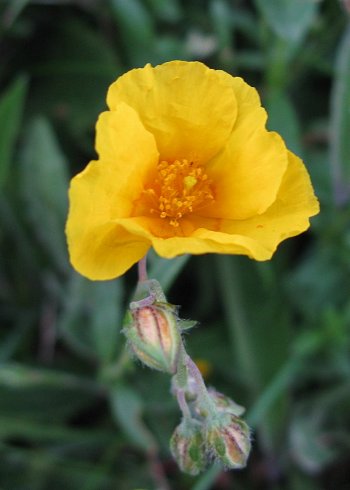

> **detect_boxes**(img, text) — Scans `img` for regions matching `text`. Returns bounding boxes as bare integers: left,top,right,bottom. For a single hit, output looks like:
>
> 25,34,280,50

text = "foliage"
0,0,349,489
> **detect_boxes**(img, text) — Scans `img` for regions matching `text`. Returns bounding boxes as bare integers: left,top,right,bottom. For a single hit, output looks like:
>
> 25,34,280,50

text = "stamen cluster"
143,159,214,227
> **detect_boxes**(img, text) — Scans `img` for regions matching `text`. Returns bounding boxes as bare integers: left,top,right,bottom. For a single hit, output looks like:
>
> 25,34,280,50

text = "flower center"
143,159,214,227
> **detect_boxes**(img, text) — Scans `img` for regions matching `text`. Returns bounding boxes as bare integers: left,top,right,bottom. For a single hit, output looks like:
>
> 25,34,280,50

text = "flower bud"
206,414,251,469
123,303,181,373
170,420,207,475
207,388,245,417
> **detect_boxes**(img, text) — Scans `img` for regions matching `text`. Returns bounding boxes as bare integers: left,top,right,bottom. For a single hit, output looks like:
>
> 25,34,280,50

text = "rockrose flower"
66,61,319,280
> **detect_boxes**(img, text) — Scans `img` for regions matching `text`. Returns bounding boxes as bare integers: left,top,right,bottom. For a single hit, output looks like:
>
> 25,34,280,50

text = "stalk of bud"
123,302,181,374
206,413,251,469
170,420,207,475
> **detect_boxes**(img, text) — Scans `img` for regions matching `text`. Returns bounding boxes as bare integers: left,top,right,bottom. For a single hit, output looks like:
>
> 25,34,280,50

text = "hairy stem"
176,388,192,420
138,255,148,283
185,356,216,416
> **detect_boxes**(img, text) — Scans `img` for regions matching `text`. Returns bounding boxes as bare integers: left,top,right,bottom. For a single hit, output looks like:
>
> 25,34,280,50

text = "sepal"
170,419,207,475
206,413,251,469
123,303,181,374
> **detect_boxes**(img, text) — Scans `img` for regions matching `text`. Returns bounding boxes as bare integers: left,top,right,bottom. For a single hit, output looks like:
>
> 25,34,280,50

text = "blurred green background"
1,0,350,489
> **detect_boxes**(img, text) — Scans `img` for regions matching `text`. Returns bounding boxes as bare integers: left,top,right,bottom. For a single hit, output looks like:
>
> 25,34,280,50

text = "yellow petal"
95,103,159,197
66,103,159,280
120,152,319,260
111,215,264,258
216,151,319,259
66,160,152,279
204,77,288,220
67,220,150,280
107,61,237,164
152,232,253,258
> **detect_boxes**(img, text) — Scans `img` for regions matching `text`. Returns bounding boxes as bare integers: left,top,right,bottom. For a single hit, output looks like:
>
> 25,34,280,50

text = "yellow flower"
66,61,319,280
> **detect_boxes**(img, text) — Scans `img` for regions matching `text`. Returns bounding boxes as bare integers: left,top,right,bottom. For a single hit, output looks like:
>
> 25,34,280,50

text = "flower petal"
204,77,288,220
66,103,159,280
215,151,319,259
124,152,319,260
66,160,152,279
95,103,159,197
67,220,150,280
107,61,237,164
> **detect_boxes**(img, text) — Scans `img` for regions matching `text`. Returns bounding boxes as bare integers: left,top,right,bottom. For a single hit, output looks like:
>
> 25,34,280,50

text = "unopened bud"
206,414,251,469
124,303,181,373
170,420,207,475
208,388,245,417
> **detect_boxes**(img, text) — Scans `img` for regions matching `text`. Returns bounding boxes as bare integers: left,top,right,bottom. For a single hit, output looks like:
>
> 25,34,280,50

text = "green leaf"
29,17,121,140
59,272,123,364
89,280,124,364
20,117,69,273
0,76,27,188
330,25,350,202
191,464,222,490
210,0,233,51
305,148,332,205
215,256,291,447
288,471,323,490
289,400,341,472
146,0,182,22
0,445,116,490
255,0,318,43
265,89,302,157
110,384,155,451
153,35,189,63
0,0,30,28
246,357,302,427
0,317,31,362
0,363,100,422
0,416,113,445
148,253,190,293
286,245,349,321
110,0,156,66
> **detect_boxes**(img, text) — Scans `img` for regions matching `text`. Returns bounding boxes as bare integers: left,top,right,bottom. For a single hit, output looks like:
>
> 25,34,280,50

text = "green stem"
176,388,192,420
174,345,217,418
175,343,188,388
185,355,217,417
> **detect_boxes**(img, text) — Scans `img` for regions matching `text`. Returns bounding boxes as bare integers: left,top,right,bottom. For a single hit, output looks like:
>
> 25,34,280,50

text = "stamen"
142,159,214,227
